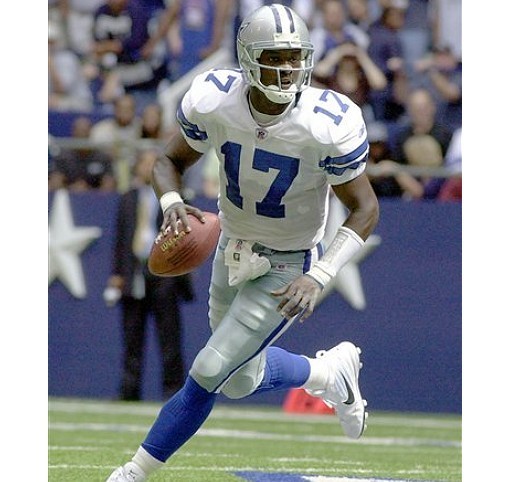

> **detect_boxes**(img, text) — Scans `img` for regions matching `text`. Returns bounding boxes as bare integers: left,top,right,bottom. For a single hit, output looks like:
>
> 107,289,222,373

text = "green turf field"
48,397,461,482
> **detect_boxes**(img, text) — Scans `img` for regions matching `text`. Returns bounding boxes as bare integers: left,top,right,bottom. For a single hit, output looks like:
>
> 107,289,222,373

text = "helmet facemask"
237,4,314,104
238,42,314,104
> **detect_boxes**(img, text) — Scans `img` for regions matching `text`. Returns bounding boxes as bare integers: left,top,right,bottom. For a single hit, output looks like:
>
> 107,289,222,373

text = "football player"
107,4,379,481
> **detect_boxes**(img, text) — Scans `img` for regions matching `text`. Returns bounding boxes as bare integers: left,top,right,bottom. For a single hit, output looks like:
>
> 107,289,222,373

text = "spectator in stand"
437,126,461,202
310,0,367,61
367,0,409,121
140,102,169,141
369,134,447,201
444,126,461,175
48,20,94,113
397,0,432,83
140,0,167,18
414,45,462,134
346,0,369,25
59,0,106,59
380,134,446,200
365,0,384,22
346,0,371,27
48,116,117,192
48,0,68,40
91,94,142,192
430,0,462,62
90,0,167,112
289,0,327,30
105,148,195,401
365,121,403,198
372,88,453,200
141,0,235,81
391,87,452,163
344,0,372,50
237,0,295,19
312,40,387,122
437,175,461,202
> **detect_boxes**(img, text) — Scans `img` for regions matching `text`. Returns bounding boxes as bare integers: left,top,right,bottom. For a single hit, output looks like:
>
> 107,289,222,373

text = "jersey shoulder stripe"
177,103,208,141
177,68,245,149
319,138,369,175
296,86,367,149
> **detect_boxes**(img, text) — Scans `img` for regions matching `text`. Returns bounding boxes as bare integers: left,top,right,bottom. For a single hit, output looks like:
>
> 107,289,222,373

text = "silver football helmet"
237,4,314,104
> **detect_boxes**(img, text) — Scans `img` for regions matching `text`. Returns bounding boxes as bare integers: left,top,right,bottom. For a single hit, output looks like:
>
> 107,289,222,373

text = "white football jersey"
178,68,369,251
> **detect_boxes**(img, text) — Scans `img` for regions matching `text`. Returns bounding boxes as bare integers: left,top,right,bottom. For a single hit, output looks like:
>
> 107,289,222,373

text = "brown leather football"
148,212,220,277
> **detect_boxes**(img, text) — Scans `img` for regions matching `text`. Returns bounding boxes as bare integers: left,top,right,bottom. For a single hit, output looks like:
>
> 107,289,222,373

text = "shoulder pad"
187,69,244,115
296,86,364,145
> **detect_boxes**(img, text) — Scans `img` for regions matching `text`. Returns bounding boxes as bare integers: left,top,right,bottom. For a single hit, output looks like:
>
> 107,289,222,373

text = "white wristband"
159,191,184,213
306,226,364,288
306,264,333,288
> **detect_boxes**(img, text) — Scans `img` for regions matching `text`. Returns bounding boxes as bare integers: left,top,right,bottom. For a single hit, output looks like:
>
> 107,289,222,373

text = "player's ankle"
132,446,165,477
301,356,329,391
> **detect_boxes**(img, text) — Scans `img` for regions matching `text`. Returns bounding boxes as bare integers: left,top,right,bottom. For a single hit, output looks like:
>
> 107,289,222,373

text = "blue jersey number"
221,142,299,219
205,72,236,93
313,90,350,125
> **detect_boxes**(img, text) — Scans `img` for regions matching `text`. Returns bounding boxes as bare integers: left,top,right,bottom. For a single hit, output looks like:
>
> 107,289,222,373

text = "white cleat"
307,341,368,439
106,463,146,482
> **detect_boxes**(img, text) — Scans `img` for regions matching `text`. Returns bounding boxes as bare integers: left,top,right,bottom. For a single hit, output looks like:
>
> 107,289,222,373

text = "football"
148,211,221,277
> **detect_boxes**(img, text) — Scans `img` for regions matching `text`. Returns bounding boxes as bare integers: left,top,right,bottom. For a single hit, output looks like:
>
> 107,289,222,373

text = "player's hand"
159,203,205,237
271,275,322,322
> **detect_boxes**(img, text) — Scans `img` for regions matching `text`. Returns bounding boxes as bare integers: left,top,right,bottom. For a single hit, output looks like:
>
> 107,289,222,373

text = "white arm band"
159,191,184,213
306,226,365,288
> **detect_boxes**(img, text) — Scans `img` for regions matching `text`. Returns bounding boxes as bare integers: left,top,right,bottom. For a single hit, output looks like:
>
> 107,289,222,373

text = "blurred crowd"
48,0,462,202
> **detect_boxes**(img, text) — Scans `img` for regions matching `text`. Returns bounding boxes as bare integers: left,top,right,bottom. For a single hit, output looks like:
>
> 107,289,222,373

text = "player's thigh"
208,236,237,332
191,265,299,393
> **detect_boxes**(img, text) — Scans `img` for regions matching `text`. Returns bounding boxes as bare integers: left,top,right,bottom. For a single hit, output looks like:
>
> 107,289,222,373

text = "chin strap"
261,84,297,104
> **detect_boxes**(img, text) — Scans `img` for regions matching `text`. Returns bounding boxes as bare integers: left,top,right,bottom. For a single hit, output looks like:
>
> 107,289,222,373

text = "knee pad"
190,345,229,392
221,372,258,400
221,357,265,400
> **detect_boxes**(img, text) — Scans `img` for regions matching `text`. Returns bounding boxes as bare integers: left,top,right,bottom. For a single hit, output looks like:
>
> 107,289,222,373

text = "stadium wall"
48,192,462,414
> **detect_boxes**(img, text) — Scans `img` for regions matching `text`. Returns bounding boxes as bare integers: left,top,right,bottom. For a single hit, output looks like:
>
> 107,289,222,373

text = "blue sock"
141,376,217,462
254,346,311,393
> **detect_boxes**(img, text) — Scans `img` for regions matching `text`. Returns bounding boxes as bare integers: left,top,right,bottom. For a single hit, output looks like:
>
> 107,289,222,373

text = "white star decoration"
318,195,382,311
48,189,102,298
318,233,381,310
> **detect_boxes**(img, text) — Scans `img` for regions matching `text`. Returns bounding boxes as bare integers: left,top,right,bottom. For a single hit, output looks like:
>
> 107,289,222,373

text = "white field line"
49,421,461,448
48,447,364,466
48,447,241,458
47,464,358,473
48,399,461,430
48,448,451,477
46,464,427,475
47,464,443,481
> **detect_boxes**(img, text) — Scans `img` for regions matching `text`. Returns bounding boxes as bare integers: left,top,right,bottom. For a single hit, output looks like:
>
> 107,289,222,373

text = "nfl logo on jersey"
255,128,268,140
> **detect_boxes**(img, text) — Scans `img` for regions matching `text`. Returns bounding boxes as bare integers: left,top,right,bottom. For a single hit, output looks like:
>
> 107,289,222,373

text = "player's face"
258,49,303,90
